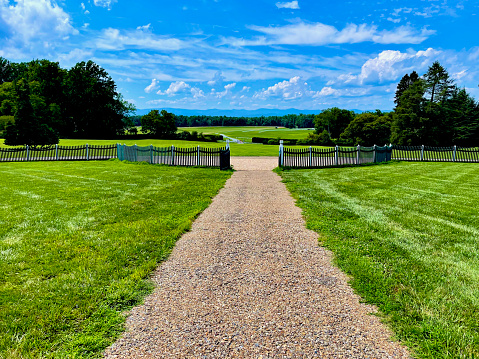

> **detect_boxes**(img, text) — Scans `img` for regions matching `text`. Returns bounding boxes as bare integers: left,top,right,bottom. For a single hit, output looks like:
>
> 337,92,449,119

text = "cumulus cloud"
255,76,314,100
145,79,160,93
276,1,300,9
357,48,440,84
0,0,78,43
95,27,183,51
216,83,236,98
158,81,191,96
227,21,435,46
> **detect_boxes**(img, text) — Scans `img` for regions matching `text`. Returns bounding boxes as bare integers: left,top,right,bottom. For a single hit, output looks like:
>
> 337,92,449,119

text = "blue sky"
1,0,479,111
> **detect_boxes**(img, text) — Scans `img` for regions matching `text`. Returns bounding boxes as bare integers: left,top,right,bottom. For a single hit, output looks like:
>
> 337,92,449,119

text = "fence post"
356,145,360,165
26,145,29,162
86,143,89,160
453,145,457,162
309,146,312,167
116,143,121,160
171,145,175,165
279,140,284,167
420,145,425,161
197,145,200,166
334,145,339,166
55,144,58,161
150,144,153,163
134,144,138,162
373,144,377,163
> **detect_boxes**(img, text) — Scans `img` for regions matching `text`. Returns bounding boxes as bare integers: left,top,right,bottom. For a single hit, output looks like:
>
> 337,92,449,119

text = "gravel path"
104,157,410,358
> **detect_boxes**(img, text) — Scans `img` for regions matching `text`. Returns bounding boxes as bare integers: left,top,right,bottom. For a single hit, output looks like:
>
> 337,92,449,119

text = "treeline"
127,113,315,129
313,61,479,147
0,57,134,146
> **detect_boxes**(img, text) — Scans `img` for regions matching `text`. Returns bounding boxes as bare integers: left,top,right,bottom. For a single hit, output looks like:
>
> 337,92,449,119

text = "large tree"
141,110,177,138
4,80,59,147
340,112,393,146
64,60,134,138
314,107,355,139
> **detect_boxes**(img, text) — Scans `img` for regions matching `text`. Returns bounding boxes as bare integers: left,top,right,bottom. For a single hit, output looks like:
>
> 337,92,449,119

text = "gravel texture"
104,157,410,358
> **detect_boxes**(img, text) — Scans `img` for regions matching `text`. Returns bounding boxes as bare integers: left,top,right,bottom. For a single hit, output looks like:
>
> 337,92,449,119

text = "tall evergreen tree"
424,61,455,103
394,71,419,107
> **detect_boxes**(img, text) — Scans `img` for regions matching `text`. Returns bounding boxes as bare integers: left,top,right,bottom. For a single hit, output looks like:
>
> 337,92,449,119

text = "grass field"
0,160,231,358
279,162,479,358
178,126,314,142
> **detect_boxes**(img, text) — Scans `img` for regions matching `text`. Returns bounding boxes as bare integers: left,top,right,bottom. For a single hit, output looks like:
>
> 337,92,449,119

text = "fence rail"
392,145,479,162
279,142,479,168
279,143,391,168
0,143,230,169
117,144,231,170
0,144,117,162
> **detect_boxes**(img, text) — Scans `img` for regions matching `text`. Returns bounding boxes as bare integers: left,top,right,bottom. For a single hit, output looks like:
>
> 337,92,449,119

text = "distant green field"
179,126,314,142
280,162,479,358
0,160,231,357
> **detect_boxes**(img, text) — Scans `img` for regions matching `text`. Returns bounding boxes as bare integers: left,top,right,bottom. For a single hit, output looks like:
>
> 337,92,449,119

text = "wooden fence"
279,142,479,168
117,144,231,170
0,144,117,162
392,145,479,162
279,142,392,168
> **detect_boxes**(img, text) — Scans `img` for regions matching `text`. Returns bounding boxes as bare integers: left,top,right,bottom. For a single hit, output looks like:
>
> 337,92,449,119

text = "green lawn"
279,162,479,358
0,160,231,358
179,126,314,142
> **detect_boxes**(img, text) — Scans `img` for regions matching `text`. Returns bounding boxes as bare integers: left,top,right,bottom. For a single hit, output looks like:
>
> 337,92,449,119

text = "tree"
141,110,177,138
64,61,134,138
424,61,455,104
443,88,479,146
390,79,430,145
394,71,419,107
340,112,393,146
314,107,354,139
4,80,59,147
0,57,14,84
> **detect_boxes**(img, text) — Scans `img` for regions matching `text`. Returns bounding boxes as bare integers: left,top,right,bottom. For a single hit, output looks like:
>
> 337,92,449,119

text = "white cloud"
387,17,401,23
145,79,160,93
357,48,440,84
228,21,435,46
93,0,117,10
317,87,340,96
276,1,300,9
136,24,151,31
0,0,78,43
190,87,205,99
94,27,183,51
216,83,236,98
158,81,191,96
255,76,313,100
241,86,251,92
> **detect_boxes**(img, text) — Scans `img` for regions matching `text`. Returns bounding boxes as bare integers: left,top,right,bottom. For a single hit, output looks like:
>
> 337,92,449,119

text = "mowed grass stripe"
0,160,232,358
279,162,479,359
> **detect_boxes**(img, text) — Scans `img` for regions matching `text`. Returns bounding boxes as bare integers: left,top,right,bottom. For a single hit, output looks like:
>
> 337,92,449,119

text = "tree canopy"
0,58,135,145
141,110,177,138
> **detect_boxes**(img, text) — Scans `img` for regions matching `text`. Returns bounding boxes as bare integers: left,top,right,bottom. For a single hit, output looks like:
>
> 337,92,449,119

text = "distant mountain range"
134,108,367,117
